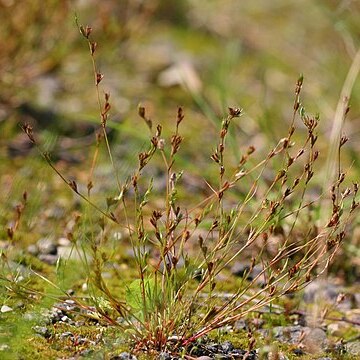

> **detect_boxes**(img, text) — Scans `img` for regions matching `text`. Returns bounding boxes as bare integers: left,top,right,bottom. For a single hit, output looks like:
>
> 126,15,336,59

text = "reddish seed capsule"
228,107,242,117
96,72,104,85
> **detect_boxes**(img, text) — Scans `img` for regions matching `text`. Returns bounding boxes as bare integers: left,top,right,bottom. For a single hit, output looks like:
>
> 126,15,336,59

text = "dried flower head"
228,107,243,117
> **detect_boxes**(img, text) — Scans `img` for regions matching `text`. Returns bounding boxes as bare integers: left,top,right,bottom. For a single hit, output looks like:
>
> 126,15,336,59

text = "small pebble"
32,326,51,338
221,341,234,353
1,305,13,313
60,331,73,339
303,279,340,304
271,325,308,344
60,315,72,323
46,308,63,324
233,319,247,331
23,312,37,321
354,293,360,308
292,348,305,356
302,327,328,353
111,352,137,360
57,237,71,246
27,244,39,256
38,254,58,265
37,238,57,255
230,261,263,281
75,337,88,345
347,341,360,355
158,352,172,360
0,344,10,351
15,301,25,309
230,261,250,277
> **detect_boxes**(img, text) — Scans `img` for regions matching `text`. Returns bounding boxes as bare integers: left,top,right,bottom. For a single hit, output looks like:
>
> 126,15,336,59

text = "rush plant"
19,21,359,357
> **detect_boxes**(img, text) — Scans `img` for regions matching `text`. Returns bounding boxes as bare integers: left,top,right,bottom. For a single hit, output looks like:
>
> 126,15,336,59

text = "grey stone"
302,327,328,353
5,260,29,276
158,352,172,360
271,325,308,344
15,301,25,310
1,305,13,313
231,262,264,286
60,315,73,323
23,311,38,321
0,344,10,351
37,237,57,255
233,319,247,330
32,325,51,338
221,340,234,353
38,254,58,265
75,337,89,345
60,299,77,312
111,352,137,360
60,331,73,339
45,307,63,324
292,348,304,356
57,245,82,261
354,293,360,308
303,280,339,303
231,262,250,277
347,341,360,355
57,237,71,246
27,244,39,256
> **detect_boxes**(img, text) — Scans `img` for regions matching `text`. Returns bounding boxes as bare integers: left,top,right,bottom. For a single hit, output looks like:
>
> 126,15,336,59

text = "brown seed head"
228,107,243,117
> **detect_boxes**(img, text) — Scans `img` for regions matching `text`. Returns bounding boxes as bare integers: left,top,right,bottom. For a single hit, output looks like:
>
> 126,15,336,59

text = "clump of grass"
18,20,359,357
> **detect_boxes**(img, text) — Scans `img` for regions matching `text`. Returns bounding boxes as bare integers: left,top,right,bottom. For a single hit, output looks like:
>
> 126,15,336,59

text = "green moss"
14,253,50,273
0,317,129,360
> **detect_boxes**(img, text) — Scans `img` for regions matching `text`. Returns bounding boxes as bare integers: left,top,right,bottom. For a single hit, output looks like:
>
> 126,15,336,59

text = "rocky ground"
1,235,359,359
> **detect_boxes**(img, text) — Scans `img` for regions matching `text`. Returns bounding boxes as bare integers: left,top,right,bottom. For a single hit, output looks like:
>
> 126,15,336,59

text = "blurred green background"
1,0,360,275
1,0,359,137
